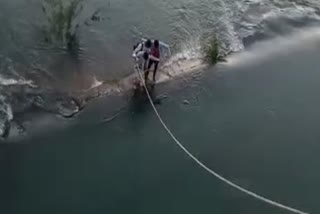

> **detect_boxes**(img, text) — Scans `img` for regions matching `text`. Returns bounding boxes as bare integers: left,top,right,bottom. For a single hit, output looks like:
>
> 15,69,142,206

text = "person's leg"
142,52,150,81
145,60,154,81
152,62,159,82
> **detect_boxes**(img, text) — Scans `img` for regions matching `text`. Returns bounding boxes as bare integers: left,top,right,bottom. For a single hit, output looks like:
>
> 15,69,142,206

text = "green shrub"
42,0,84,49
202,36,220,65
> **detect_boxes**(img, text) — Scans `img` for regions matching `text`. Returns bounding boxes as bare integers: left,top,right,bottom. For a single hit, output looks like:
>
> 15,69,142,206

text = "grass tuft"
202,36,220,65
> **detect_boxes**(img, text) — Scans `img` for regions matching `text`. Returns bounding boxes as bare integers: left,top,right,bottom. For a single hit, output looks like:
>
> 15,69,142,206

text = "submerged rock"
153,99,161,105
153,95,168,105
183,100,190,105
56,98,80,118
33,94,80,118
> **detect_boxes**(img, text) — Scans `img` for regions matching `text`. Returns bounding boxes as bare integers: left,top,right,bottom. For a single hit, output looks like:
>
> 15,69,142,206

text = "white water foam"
226,26,320,67
0,95,13,121
0,74,37,88
237,0,320,41
156,37,206,83
6,104,13,121
89,75,103,89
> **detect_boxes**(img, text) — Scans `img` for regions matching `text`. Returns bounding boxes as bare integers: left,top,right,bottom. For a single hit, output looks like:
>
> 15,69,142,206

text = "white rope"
136,68,309,214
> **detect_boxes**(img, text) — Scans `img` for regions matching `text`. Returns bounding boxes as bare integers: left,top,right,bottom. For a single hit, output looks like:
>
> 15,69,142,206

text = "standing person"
145,40,160,83
132,39,152,71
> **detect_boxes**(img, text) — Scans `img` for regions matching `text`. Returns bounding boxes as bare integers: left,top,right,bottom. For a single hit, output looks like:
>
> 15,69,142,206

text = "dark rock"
33,94,80,118
56,98,80,118
91,14,100,21
153,99,161,105
154,95,168,105
91,10,101,22
16,123,26,134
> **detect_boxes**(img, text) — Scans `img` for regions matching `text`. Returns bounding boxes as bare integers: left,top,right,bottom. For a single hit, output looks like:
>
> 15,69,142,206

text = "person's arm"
132,43,143,58
149,55,160,62
149,49,160,62
136,51,145,58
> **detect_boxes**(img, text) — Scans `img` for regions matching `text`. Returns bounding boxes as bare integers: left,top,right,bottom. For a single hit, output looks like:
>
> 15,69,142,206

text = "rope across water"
136,67,309,214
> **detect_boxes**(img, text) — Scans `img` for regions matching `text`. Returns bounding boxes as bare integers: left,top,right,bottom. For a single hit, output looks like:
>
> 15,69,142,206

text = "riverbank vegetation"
42,0,101,50
202,35,220,65
42,0,83,49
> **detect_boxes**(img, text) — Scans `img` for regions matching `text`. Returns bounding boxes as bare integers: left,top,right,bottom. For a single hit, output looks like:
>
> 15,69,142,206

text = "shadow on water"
128,85,157,115
99,84,161,125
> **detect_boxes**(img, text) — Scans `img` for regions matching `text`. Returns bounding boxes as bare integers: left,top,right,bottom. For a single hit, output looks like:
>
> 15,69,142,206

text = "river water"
1,0,320,213
1,0,320,136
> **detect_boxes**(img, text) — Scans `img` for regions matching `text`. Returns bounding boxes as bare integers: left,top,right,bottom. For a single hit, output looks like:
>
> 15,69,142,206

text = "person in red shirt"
145,40,160,83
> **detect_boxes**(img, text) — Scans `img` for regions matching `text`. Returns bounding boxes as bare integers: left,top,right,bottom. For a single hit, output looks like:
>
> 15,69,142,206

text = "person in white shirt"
132,39,152,71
